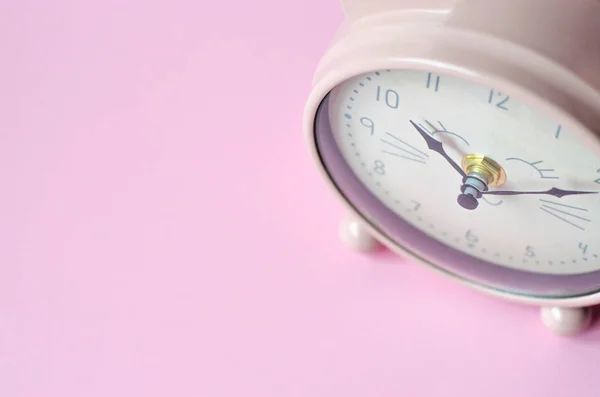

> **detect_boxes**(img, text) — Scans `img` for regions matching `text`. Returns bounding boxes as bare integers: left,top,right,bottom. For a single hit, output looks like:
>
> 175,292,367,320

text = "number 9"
360,117,374,136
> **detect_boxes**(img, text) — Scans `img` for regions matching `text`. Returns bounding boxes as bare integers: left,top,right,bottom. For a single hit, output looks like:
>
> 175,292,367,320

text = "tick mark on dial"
344,113,352,119
359,82,365,87
353,90,359,94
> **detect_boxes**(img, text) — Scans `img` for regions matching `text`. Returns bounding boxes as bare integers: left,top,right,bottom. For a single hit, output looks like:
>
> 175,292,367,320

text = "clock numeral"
426,73,441,92
381,132,429,164
373,160,386,175
525,246,536,257
555,124,562,139
360,117,375,136
465,229,478,248
376,85,399,109
539,199,591,231
410,200,421,212
488,89,510,110
579,242,589,255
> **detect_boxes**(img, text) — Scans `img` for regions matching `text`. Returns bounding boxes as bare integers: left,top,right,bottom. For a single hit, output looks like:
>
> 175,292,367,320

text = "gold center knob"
461,153,507,187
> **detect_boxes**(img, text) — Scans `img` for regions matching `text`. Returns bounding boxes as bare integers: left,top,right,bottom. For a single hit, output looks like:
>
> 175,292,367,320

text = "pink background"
2,1,600,396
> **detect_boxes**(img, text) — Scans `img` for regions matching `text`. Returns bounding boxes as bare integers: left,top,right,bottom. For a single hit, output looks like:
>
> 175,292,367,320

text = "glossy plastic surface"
304,0,600,306
540,306,592,336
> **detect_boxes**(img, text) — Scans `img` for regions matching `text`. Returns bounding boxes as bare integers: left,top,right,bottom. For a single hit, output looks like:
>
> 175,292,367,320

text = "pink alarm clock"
303,0,600,336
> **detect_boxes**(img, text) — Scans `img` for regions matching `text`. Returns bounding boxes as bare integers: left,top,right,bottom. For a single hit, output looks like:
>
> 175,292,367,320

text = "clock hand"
408,120,466,178
482,187,599,198
406,123,596,204
455,155,597,209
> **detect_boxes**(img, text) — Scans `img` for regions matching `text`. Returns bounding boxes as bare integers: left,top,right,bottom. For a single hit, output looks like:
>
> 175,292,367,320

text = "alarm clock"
303,0,600,336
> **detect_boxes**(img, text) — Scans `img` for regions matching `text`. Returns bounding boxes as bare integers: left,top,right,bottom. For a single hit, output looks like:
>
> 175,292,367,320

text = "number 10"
376,85,399,109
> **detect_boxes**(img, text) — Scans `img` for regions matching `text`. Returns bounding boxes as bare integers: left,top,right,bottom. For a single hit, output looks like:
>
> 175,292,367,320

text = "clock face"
315,69,600,297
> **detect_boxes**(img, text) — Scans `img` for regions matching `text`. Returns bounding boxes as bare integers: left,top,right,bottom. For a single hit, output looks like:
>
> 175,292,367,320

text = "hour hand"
408,120,466,178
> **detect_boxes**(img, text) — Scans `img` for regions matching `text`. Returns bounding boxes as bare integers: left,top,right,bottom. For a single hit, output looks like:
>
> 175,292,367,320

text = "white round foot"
339,215,380,252
540,306,591,336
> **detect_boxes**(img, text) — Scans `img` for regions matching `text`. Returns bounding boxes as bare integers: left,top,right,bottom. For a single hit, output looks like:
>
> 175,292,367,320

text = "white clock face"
327,69,600,276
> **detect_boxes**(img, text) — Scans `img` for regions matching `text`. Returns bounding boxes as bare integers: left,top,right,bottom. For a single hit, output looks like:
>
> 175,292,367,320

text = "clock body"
303,0,600,333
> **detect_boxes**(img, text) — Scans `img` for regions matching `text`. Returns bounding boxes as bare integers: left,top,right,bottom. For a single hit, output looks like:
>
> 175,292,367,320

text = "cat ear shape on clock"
303,0,600,336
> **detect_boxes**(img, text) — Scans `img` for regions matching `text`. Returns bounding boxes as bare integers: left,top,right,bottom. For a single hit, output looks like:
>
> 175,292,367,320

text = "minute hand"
482,187,599,198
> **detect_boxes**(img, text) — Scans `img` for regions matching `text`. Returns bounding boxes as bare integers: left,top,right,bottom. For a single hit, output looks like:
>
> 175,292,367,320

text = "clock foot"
339,215,380,252
540,306,591,336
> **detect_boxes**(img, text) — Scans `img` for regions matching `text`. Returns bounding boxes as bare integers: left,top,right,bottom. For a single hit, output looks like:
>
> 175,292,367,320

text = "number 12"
489,89,509,110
